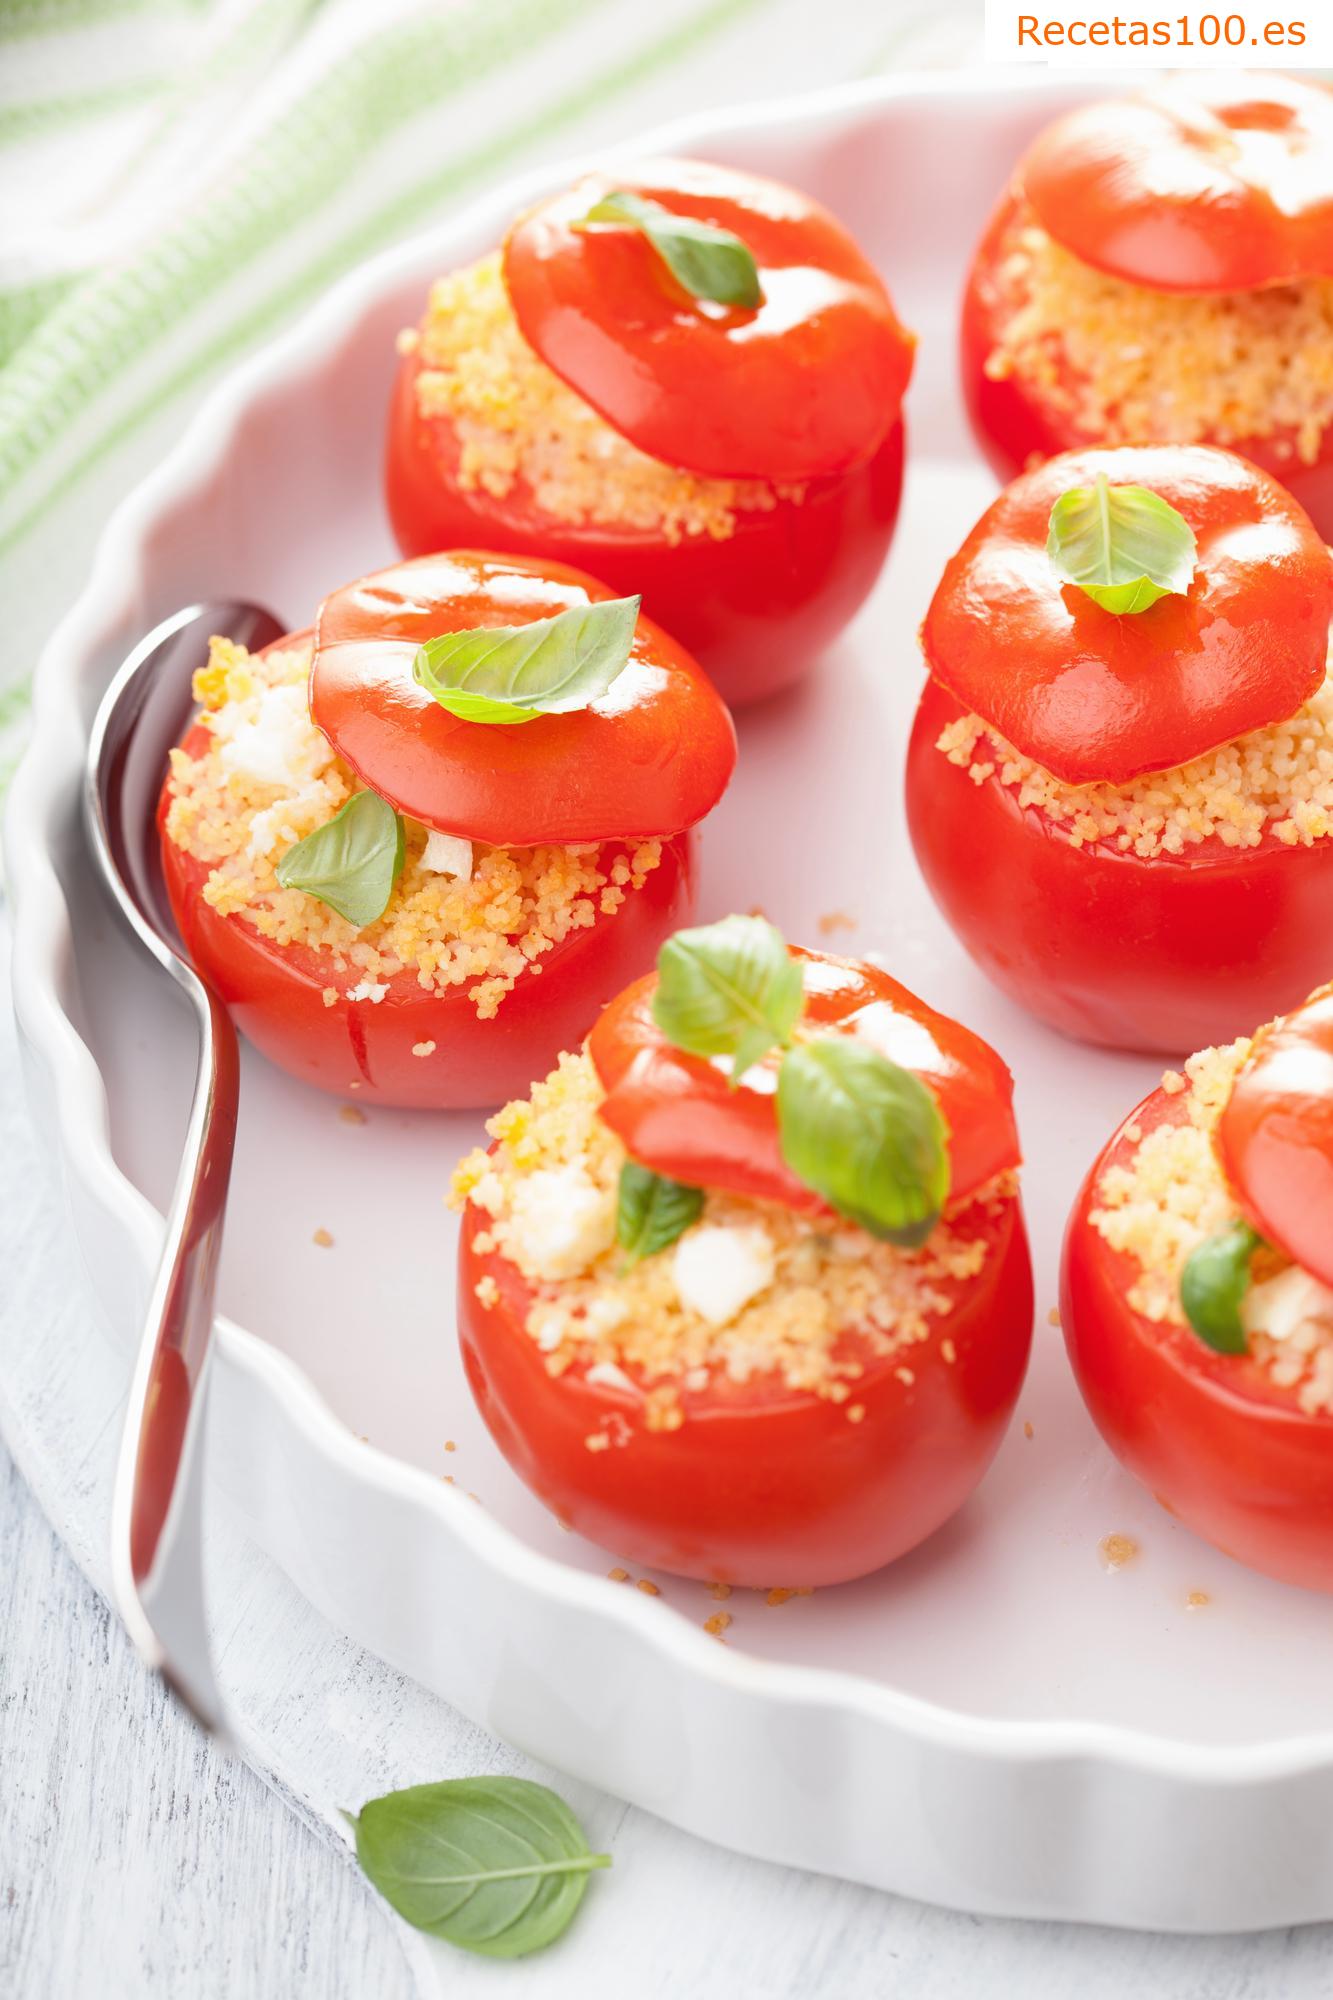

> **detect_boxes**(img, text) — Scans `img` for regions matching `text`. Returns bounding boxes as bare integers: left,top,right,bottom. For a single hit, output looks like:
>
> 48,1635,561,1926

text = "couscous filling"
936,654,1333,858
164,636,663,1019
450,1048,1014,1432
403,252,802,543
983,202,1333,466
1090,1042,1333,1415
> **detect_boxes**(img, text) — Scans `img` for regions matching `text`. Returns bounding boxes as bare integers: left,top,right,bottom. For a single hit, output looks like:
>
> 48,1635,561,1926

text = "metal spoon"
85,601,282,1732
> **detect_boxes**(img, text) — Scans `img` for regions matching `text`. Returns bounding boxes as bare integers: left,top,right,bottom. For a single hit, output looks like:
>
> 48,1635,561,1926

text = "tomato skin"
906,676,1333,1054
158,728,699,1109
384,351,905,709
1062,1084,1333,1594
458,1192,1033,1586
961,185,1333,541
1217,985,1333,1289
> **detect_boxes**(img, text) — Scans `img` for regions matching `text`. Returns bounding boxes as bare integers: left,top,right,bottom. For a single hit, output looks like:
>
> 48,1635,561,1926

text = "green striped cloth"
0,0,979,793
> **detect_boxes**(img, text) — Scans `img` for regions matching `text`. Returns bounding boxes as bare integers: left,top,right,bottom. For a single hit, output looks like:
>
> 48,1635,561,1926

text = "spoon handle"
110,977,240,1734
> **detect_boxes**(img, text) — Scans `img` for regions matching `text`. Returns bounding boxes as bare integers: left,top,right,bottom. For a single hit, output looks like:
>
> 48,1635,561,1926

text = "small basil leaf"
616,1160,704,1264
776,1037,949,1247
1047,472,1197,615
348,1777,610,1959
582,190,762,309
274,790,404,928
412,595,640,726
652,914,803,1079
1180,1220,1263,1354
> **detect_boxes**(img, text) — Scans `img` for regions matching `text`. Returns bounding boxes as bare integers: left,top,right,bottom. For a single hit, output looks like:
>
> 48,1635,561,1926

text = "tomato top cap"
502,157,915,483
1216,984,1333,1291
922,443,1333,788
309,551,737,847
588,942,1021,1222
1020,72,1333,295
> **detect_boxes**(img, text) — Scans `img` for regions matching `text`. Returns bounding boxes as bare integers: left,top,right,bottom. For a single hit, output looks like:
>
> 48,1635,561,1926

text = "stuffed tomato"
158,551,735,1108
962,72,1333,535
451,917,1033,1587
387,159,915,707
906,442,1333,1053
1062,984,1333,1593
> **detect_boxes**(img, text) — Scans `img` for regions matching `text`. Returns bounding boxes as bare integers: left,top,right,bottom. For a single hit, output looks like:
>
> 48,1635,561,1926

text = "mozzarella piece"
507,1166,616,1281
421,829,474,880
1241,1264,1333,1345
345,978,389,1004
672,1225,775,1328
218,682,332,790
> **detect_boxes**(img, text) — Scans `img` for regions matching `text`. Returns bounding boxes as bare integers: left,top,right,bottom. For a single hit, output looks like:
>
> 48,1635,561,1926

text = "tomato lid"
1216,985,1333,1290
588,947,1020,1217
309,551,736,846
501,158,914,482
1020,72,1333,294
922,444,1332,788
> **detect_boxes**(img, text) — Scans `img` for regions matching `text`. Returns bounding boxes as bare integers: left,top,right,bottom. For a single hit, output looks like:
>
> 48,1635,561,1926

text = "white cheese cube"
508,1166,616,1281
673,1225,775,1328
218,682,332,790
1241,1264,1333,1345
421,830,473,880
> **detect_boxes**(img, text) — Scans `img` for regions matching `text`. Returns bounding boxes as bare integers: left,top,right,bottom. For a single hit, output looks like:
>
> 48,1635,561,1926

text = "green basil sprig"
1180,1219,1264,1354
776,1038,949,1249
1047,472,1197,615
616,1160,704,1264
580,189,762,309
653,914,803,1082
413,595,640,726
275,789,404,927
348,1777,610,1959
647,915,951,1245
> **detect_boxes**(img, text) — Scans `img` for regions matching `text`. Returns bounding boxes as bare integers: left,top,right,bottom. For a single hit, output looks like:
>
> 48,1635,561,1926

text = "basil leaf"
412,595,640,726
275,790,404,928
348,1777,610,1959
1047,472,1197,615
652,914,804,1080
1180,1220,1263,1354
776,1037,949,1247
616,1159,703,1264
582,190,762,309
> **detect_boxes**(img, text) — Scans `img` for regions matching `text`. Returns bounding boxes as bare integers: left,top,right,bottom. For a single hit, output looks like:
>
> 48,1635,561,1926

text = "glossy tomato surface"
458,1191,1033,1586
158,722,698,1109
1062,1082,1333,1594
961,184,1333,539
1217,984,1333,1288
502,159,913,481
906,676,1333,1054
385,352,905,708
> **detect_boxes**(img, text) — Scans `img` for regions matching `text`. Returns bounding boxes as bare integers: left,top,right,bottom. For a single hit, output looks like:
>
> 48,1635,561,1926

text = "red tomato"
906,675,1333,1054
310,551,736,845
1062,1080,1333,1593
1023,75,1333,295
587,947,1021,1216
961,183,1333,539
158,722,699,1109
502,159,914,481
458,1186,1033,1586
1217,984,1333,1288
385,328,906,710
922,444,1332,788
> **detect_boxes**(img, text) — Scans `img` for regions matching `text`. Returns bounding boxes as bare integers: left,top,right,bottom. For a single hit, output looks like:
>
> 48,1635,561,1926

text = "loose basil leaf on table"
275,789,405,928
581,188,762,309
1180,1219,1263,1354
412,594,640,725
347,1776,610,1959
1047,473,1197,615
652,913,804,1081
776,1037,950,1248
617,1159,704,1264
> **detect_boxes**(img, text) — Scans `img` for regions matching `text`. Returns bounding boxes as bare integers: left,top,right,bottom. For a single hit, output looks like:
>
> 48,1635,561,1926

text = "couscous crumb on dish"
1089,1040,1333,1415
163,634,664,1020
407,252,802,544
449,1046,1012,1419
983,205,1333,467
